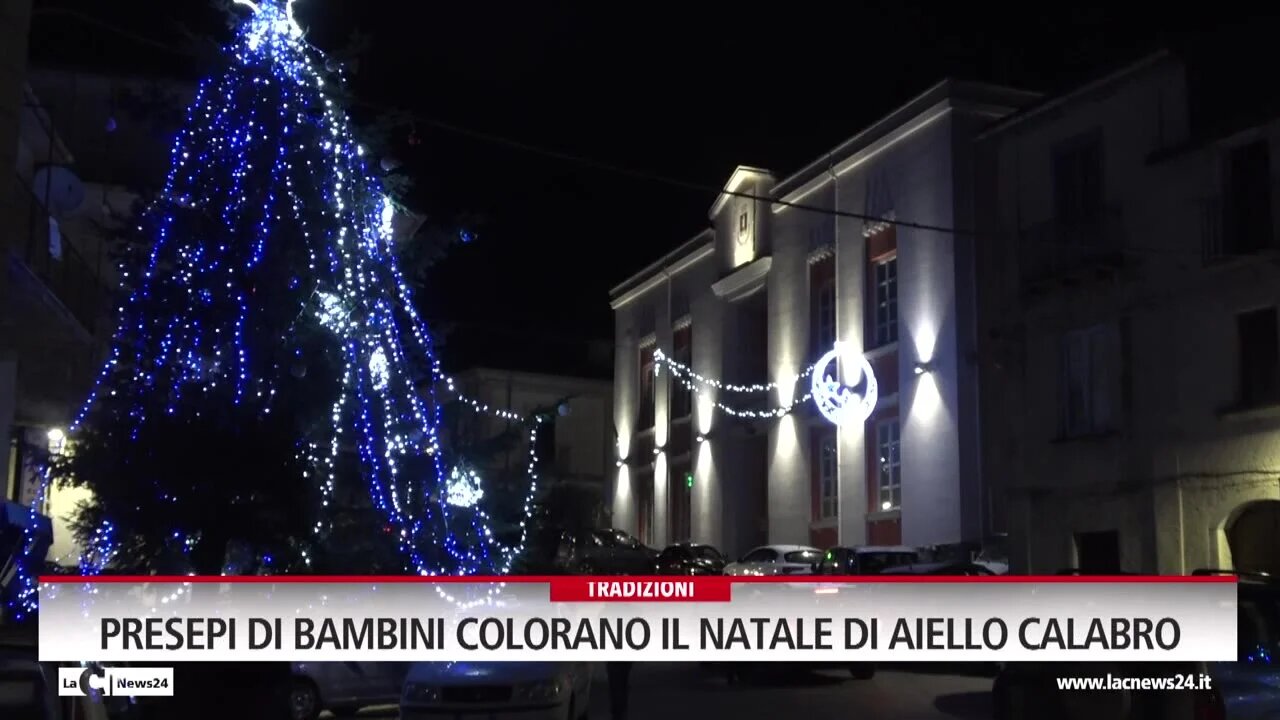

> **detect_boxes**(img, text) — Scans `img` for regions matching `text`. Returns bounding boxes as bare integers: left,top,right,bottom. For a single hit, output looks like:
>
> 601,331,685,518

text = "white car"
401,661,592,720
723,544,823,576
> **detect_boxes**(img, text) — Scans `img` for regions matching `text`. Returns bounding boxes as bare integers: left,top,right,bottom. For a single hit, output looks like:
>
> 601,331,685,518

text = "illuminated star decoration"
446,466,485,508
811,341,878,426
8,0,542,619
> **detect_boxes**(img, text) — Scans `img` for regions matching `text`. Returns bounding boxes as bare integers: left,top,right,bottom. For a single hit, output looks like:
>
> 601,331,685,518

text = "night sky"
26,1,1280,375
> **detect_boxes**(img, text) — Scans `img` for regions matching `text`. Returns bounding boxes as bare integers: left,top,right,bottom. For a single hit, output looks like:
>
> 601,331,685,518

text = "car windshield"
861,552,918,574
594,530,633,547
658,547,686,560
785,550,822,564
692,546,722,561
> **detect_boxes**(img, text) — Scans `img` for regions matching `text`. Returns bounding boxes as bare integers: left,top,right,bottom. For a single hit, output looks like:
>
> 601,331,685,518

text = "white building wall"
611,247,723,548
688,261,725,549
615,83,1034,557
832,194,870,547
612,301,639,533
766,184,811,545
870,114,963,548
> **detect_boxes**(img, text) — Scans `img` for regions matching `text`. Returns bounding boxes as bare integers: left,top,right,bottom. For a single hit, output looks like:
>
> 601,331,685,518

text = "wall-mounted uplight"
653,446,663,456
881,500,893,511
616,459,626,468
695,433,706,444
913,361,934,376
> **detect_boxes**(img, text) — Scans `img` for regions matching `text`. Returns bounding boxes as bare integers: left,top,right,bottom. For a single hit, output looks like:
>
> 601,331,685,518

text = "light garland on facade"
654,350,818,419
668,369,816,419
8,0,543,619
652,348,817,394
650,342,877,426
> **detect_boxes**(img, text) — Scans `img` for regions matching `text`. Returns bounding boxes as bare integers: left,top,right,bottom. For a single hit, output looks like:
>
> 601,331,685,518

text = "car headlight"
513,678,565,703
403,683,441,703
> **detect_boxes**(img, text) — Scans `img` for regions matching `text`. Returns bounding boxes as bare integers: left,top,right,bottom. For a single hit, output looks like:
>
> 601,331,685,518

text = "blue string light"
7,0,543,619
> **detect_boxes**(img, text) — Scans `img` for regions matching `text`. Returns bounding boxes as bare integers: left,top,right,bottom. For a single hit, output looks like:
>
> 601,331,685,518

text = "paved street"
338,664,993,719
584,664,993,720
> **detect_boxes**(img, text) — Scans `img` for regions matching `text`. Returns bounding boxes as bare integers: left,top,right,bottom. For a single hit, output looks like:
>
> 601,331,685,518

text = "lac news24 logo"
58,667,175,697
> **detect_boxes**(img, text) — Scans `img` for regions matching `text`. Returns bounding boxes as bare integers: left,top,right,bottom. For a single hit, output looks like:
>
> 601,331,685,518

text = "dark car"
656,543,727,575
557,528,658,575
814,545,920,575
879,561,995,576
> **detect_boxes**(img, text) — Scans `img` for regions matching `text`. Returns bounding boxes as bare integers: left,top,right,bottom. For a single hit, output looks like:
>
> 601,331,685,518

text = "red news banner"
551,576,732,602
37,575,1238,663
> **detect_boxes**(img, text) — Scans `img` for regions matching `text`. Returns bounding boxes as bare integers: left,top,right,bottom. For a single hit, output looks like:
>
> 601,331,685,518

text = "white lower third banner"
37,576,1237,662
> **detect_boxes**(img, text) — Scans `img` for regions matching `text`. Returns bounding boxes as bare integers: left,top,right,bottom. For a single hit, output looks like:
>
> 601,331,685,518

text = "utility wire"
359,106,967,236
30,7,194,57
425,317,610,347
30,6,1255,258
30,5,962,236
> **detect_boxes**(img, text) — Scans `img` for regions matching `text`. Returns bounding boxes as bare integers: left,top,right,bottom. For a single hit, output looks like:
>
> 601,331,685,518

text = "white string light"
653,348,816,394
654,350,818,419
445,465,484,508
668,369,815,419
435,367,525,422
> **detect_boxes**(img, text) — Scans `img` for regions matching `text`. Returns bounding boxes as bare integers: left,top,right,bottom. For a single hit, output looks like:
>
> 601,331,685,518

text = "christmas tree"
8,0,538,618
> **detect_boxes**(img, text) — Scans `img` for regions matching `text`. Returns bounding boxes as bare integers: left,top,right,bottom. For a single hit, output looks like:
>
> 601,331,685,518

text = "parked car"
992,569,1279,719
814,545,921,575
723,545,822,576
557,529,658,575
972,557,1010,575
656,543,727,575
401,661,592,720
880,561,995,576
291,661,409,719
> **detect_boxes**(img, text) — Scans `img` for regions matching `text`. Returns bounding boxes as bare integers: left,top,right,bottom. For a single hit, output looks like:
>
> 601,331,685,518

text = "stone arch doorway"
1226,500,1280,575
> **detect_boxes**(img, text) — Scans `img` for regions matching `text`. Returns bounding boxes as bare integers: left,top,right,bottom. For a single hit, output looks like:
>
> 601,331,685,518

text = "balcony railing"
1018,208,1124,287
9,174,109,334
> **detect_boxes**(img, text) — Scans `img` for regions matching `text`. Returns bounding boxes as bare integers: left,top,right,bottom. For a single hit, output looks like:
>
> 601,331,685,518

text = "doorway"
1227,500,1280,575
1074,530,1121,574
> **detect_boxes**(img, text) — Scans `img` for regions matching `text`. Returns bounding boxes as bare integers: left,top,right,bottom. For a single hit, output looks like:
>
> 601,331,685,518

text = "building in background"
610,80,1036,560
978,52,1280,575
449,367,613,526
3,67,190,566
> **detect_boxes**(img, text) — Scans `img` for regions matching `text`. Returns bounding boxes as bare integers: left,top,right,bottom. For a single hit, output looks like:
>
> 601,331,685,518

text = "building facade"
3,68,188,565
977,53,1280,575
450,367,613,529
610,81,1036,560
0,0,34,527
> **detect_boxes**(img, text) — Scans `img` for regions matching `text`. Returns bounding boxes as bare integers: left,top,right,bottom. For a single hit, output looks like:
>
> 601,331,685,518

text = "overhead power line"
30,5,964,236
30,7,1257,260
367,108,968,236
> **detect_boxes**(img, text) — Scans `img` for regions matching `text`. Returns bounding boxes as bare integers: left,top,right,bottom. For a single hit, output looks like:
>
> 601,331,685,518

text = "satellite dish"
31,164,85,217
